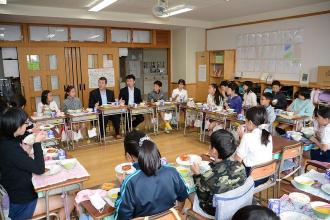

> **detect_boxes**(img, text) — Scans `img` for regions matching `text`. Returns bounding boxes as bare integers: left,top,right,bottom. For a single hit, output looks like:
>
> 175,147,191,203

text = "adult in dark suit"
89,77,121,138
119,74,144,129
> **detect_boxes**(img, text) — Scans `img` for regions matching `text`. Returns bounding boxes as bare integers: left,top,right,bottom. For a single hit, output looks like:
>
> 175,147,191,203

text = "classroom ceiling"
6,0,330,21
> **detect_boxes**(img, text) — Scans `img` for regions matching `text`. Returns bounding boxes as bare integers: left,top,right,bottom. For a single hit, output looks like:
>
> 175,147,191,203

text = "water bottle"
58,149,66,160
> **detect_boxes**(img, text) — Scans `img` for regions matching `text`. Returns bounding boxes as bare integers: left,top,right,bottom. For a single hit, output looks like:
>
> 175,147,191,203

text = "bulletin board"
235,29,303,78
88,68,115,88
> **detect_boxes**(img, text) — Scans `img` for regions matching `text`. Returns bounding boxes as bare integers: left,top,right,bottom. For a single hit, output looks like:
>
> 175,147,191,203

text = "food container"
289,192,310,210
293,176,314,189
310,201,330,219
268,199,281,216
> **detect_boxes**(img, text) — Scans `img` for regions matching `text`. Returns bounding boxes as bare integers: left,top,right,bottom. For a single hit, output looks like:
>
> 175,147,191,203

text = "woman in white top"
235,106,273,186
171,79,188,102
206,84,224,135
37,90,59,113
242,81,257,107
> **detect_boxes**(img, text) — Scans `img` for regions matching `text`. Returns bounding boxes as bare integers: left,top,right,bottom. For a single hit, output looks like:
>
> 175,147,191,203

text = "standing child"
225,82,243,114
310,107,330,162
235,106,273,186
271,81,287,110
243,81,257,107
171,79,188,102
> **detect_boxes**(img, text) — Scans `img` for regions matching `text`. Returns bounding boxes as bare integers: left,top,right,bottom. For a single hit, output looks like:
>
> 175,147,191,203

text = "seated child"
243,81,257,107
271,80,287,110
207,84,225,135
190,129,247,219
171,79,188,102
225,82,243,114
310,107,330,162
287,88,314,118
260,92,276,133
148,80,171,133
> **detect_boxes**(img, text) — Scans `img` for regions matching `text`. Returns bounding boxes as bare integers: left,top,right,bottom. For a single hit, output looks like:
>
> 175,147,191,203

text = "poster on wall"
198,64,207,81
88,68,115,88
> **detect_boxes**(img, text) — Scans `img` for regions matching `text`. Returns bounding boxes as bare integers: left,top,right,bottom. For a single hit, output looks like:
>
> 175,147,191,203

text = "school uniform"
171,88,188,102
243,91,257,107
287,98,314,118
119,87,144,129
88,88,120,136
272,91,287,110
0,138,45,219
114,164,188,219
311,124,330,162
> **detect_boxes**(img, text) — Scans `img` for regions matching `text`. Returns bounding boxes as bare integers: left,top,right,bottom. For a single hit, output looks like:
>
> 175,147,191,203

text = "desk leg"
156,109,159,134
153,111,156,135
102,112,106,144
183,110,187,136
175,107,179,131
200,113,204,142
202,114,206,142
45,190,50,220
70,121,74,150
130,111,133,132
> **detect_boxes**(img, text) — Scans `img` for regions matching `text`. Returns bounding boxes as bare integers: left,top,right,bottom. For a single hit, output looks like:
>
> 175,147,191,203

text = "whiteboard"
88,68,115,89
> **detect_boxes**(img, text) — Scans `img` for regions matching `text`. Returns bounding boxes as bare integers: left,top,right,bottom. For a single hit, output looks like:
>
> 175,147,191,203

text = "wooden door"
80,47,120,106
18,47,66,114
195,51,209,102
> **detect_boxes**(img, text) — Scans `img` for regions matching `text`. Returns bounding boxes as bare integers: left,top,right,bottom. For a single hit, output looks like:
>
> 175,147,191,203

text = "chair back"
250,160,277,181
213,176,254,220
279,143,303,175
133,207,181,220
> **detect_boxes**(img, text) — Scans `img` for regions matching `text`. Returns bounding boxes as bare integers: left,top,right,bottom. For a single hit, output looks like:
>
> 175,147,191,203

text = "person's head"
41,90,52,105
124,131,146,162
208,83,222,106
227,82,239,96
245,106,270,146
297,88,311,100
0,107,28,138
317,106,330,126
65,85,76,99
177,79,186,90
126,74,136,88
232,205,280,220
153,80,162,93
272,80,282,93
8,94,26,109
260,92,273,107
0,97,8,115
209,129,236,160
219,81,228,93
208,83,218,96
98,77,107,90
243,81,253,93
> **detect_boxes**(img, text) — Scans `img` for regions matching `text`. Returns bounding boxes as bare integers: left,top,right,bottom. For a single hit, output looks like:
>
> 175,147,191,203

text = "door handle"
83,84,86,90
79,84,82,91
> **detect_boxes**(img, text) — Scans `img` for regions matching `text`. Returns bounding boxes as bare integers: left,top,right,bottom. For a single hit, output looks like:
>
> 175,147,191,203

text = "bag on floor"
88,127,97,138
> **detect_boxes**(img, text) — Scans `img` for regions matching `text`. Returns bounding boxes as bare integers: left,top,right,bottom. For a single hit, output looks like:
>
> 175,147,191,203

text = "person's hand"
95,102,99,108
35,132,47,143
224,103,229,109
119,98,125,105
31,125,41,134
237,124,246,139
190,162,200,175
116,173,126,185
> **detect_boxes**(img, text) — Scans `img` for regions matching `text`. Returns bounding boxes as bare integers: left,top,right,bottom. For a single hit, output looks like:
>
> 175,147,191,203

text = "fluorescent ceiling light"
0,0,7,5
89,34,100,39
88,0,119,12
160,4,193,17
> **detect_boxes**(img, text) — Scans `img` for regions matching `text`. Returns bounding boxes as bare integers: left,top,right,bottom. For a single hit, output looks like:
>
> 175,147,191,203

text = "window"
70,28,105,42
0,25,22,41
29,26,68,41
27,55,40,71
132,30,151,43
48,55,57,70
111,29,131,43
88,54,98,69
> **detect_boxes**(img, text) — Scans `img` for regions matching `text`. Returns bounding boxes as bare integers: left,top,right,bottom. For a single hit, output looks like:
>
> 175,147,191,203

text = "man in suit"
89,77,121,138
119,74,144,130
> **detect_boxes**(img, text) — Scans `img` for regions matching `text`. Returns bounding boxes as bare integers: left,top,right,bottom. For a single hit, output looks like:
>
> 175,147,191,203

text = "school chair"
185,176,254,220
133,207,181,220
305,159,330,173
30,210,61,220
276,143,303,197
250,160,278,202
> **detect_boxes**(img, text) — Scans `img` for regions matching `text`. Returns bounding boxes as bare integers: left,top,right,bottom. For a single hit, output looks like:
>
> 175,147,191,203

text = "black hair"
177,79,186,86
0,97,8,115
210,129,236,160
154,80,162,87
219,81,228,87
99,77,108,84
297,87,311,99
262,92,273,101
138,140,161,176
246,106,270,146
210,83,223,106
0,107,28,138
271,80,281,87
232,205,280,220
243,81,254,93
8,94,26,108
126,74,136,81
41,90,51,105
124,131,146,158
318,106,330,119
65,85,75,99
228,82,239,94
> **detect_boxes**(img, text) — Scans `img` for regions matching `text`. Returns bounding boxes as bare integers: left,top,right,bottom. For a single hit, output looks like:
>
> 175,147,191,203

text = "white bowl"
289,192,310,210
60,158,77,170
280,211,312,220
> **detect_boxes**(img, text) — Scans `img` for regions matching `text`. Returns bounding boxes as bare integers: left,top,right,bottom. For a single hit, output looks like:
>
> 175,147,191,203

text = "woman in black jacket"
0,108,74,220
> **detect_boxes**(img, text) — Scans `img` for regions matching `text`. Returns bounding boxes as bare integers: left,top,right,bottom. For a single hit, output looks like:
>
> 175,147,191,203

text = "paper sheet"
33,76,42,92
88,68,115,88
3,60,19,77
198,64,207,81
2,47,17,59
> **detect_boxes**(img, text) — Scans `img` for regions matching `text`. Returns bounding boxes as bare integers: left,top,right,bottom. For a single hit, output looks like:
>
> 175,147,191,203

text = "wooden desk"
80,200,115,220
272,135,299,155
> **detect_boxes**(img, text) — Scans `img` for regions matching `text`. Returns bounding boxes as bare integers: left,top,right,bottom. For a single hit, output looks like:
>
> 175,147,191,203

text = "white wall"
171,27,205,83
207,13,330,82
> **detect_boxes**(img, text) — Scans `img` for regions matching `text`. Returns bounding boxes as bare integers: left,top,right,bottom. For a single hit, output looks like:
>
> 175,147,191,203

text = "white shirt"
171,88,188,102
37,100,59,113
320,124,330,150
237,128,273,167
207,94,223,109
100,90,107,105
243,91,257,107
128,87,134,105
